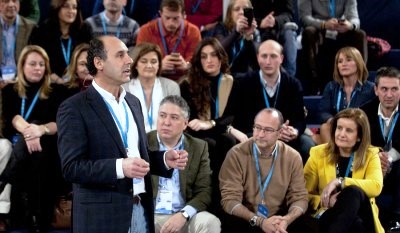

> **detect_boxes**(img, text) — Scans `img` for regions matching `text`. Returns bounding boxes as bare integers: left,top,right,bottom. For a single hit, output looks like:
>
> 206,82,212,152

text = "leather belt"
133,195,141,205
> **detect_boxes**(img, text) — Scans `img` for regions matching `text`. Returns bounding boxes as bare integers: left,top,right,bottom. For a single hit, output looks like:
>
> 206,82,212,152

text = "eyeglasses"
253,125,279,134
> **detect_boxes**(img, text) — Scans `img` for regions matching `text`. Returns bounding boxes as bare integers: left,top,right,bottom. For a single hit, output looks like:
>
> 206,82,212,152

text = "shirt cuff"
389,148,400,162
116,158,124,179
163,151,171,170
182,205,197,219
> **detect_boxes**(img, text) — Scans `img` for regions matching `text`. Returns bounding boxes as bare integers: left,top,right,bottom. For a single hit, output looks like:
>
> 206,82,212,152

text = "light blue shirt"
156,133,197,218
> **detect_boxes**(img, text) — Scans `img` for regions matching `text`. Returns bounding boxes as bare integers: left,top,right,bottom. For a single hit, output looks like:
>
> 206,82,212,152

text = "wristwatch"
180,210,190,221
249,216,258,227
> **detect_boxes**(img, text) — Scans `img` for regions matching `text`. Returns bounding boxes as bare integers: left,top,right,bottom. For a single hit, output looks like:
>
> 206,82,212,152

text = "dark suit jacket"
233,69,306,136
57,85,172,233
361,97,400,153
0,15,36,65
148,131,212,212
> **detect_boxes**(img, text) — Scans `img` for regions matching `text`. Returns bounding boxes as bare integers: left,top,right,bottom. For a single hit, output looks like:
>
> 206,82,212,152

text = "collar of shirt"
261,71,281,98
92,79,127,103
157,133,184,151
0,16,17,30
254,141,277,158
378,103,399,126
102,10,124,25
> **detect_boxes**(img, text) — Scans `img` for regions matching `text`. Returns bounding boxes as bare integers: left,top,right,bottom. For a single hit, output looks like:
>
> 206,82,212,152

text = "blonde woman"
304,108,384,233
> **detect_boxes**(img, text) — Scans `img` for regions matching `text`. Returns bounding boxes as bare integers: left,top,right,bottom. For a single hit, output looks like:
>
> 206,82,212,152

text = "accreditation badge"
257,203,269,218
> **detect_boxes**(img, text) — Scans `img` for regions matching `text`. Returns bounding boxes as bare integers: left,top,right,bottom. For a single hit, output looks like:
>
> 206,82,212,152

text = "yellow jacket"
304,144,384,233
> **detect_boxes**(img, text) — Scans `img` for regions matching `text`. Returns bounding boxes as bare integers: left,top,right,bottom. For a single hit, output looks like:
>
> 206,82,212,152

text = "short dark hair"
159,95,190,119
87,37,107,76
375,66,400,86
160,0,184,13
131,43,163,79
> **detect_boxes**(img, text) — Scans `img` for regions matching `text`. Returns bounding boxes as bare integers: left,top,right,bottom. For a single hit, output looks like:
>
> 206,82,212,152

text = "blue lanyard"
20,90,40,121
60,37,72,66
191,0,203,14
101,12,122,38
214,73,222,119
336,88,356,112
253,143,278,201
336,152,354,178
104,100,130,148
1,16,19,60
158,18,184,55
253,143,278,200
141,84,154,130
259,70,280,108
329,0,336,17
379,112,399,146
129,0,135,16
230,38,244,66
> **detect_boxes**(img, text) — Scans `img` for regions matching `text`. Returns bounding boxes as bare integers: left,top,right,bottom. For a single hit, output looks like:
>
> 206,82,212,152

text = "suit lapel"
86,86,126,156
179,135,195,201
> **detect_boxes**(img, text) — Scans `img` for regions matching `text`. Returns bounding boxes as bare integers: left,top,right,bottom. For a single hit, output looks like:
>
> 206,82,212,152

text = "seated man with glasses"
219,108,308,233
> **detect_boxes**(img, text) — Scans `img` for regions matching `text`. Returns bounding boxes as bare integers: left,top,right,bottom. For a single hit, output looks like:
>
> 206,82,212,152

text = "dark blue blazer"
57,85,171,233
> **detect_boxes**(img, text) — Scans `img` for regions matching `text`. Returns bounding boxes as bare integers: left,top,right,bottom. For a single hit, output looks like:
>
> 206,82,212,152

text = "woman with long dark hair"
29,0,90,84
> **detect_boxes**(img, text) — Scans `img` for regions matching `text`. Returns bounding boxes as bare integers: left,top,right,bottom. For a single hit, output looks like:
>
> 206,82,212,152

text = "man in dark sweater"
233,40,314,162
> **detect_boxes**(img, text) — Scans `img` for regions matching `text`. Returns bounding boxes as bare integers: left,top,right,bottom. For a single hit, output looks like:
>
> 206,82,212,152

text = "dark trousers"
300,26,367,92
376,160,400,228
319,186,375,233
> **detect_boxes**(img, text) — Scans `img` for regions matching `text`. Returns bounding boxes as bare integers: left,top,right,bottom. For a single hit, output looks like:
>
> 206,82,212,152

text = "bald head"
257,40,283,55
257,40,284,79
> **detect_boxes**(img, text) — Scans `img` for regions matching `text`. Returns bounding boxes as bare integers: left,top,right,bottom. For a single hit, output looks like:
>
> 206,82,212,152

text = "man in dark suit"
57,35,188,233
147,95,221,233
361,66,400,231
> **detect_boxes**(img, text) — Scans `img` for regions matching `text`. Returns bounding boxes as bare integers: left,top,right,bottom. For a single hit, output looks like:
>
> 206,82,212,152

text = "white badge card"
1,66,16,81
155,189,173,214
325,30,338,40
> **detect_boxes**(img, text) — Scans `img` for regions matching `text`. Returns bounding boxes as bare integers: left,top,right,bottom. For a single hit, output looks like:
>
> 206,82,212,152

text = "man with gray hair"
147,95,221,233
220,108,308,233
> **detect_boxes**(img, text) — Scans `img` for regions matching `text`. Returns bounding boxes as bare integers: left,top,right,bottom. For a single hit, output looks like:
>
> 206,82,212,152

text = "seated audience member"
136,0,201,81
219,108,308,233
84,0,139,50
0,45,65,232
250,0,298,77
63,43,93,92
298,0,367,93
148,95,221,233
184,0,222,37
317,47,375,144
212,0,258,75
0,138,12,231
304,108,384,233
180,38,246,206
234,39,314,162
361,67,400,231
123,43,180,132
90,0,161,26
0,0,36,83
30,0,91,84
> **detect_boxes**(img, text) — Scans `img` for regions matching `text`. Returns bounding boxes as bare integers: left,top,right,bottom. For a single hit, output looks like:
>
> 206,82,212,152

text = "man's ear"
94,57,103,71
